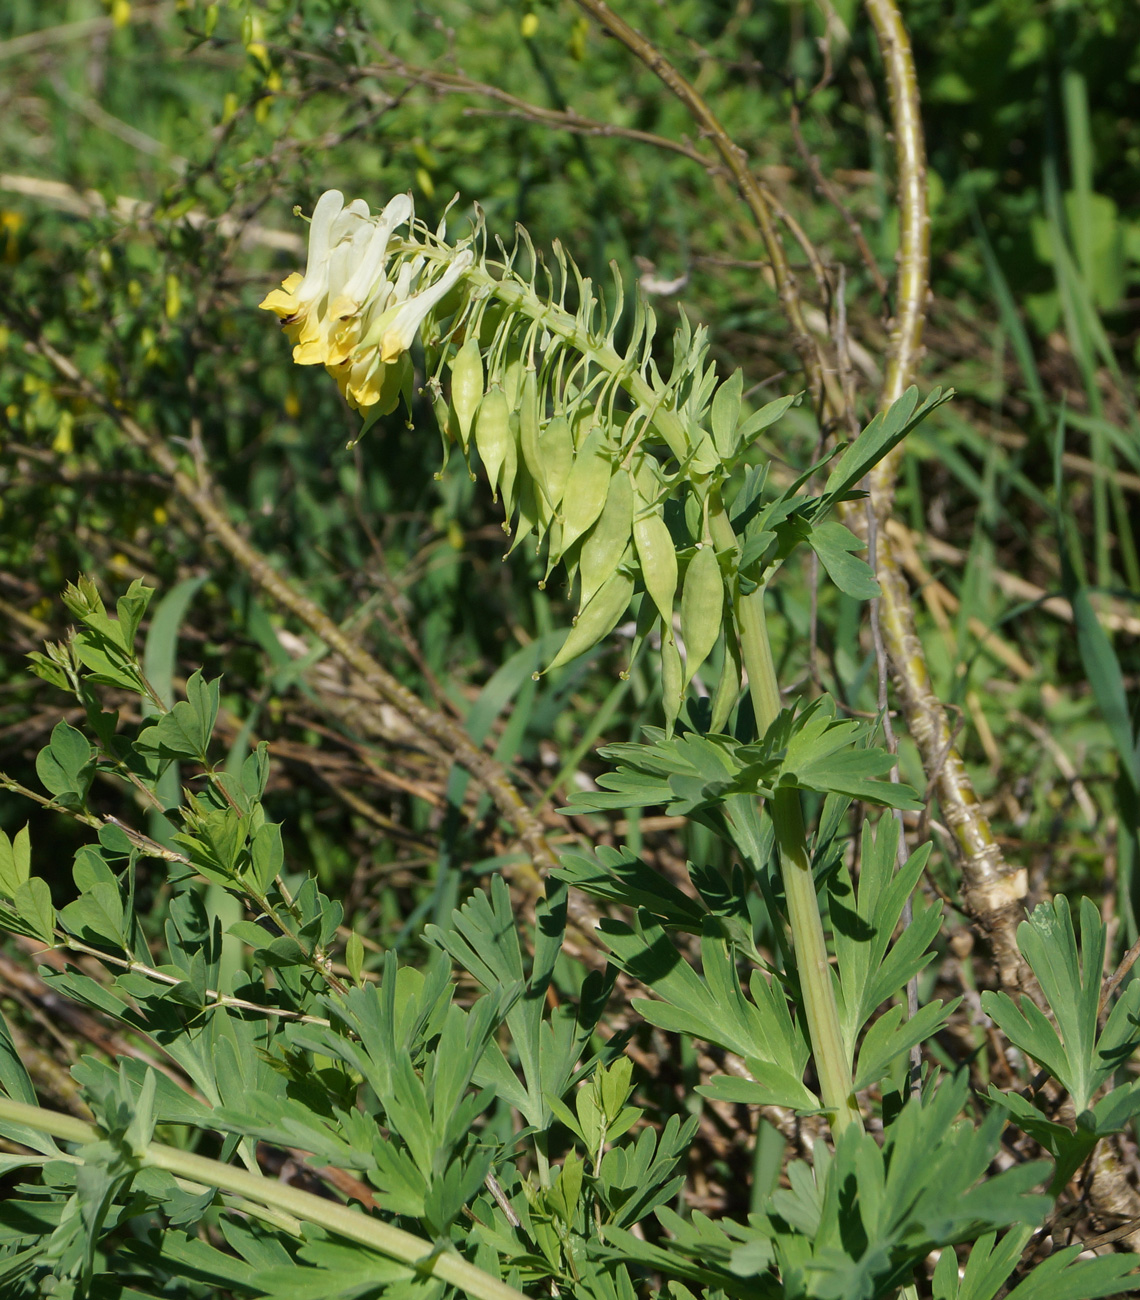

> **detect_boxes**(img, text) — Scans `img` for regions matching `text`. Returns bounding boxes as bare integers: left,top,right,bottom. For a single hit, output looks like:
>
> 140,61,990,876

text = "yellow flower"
377,251,472,364
263,189,476,422
329,251,473,410
258,190,377,365
324,194,414,367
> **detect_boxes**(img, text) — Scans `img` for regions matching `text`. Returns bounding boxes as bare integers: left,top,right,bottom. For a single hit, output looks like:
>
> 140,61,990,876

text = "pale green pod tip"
474,385,512,502
518,366,543,484
578,472,634,611
560,426,612,552
661,634,684,736
537,414,574,509
544,568,634,674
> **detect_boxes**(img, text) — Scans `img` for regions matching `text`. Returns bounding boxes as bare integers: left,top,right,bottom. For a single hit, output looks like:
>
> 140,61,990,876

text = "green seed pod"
432,390,452,442
500,410,520,519
559,425,613,552
578,471,634,610
544,567,634,674
475,385,511,502
680,544,723,687
633,505,678,628
450,335,483,452
709,620,741,734
571,402,594,450
502,354,524,408
630,450,664,504
536,414,574,510
518,366,543,482
623,593,659,680
541,519,563,588
661,633,683,736
431,390,452,473
506,461,539,555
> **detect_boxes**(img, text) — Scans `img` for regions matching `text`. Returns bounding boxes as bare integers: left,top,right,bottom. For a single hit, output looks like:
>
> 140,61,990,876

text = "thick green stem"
710,502,861,1137
735,592,862,1136
0,1097,528,1300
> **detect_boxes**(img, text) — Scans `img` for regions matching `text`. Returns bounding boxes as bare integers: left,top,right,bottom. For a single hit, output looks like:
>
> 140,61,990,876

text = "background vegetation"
1,0,1140,1295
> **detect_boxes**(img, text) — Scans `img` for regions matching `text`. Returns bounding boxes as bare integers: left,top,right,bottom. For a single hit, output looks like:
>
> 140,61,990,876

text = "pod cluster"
264,192,782,728
439,315,741,729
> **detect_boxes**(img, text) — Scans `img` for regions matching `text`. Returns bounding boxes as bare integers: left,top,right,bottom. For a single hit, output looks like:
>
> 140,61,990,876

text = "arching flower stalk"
262,190,948,1139
259,189,774,702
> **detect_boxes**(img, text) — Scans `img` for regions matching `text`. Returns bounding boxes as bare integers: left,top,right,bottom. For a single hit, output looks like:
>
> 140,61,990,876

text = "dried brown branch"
826,0,1036,995
356,47,840,314
13,325,607,951
571,0,844,418
858,0,1140,1234
568,0,1033,998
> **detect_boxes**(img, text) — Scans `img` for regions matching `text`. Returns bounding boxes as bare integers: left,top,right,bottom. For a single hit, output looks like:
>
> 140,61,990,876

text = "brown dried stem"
571,0,844,419
571,0,1033,994
847,0,1032,992
356,46,837,332
16,326,603,948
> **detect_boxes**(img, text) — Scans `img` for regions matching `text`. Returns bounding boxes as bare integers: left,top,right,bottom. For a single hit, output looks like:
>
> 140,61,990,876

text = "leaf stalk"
710,499,862,1136
0,1096,529,1300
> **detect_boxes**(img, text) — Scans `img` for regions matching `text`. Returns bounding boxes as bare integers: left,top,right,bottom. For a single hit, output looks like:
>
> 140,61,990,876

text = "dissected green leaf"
982,896,1140,1112
831,817,943,1060
821,387,953,504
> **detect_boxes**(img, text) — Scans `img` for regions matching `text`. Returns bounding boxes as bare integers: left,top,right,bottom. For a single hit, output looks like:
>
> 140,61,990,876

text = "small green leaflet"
35,720,96,808
0,826,31,898
806,521,879,600
821,386,953,505
136,670,221,762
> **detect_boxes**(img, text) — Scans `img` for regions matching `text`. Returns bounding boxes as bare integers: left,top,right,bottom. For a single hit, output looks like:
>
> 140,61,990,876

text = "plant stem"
734,588,862,1137
0,1097,529,1300
708,498,860,1136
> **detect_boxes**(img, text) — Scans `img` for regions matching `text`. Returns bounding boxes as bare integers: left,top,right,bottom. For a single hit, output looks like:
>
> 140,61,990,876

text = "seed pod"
680,544,723,687
661,633,683,736
623,593,659,680
578,471,634,610
500,410,520,519
432,390,452,442
450,336,483,452
537,414,574,509
541,518,563,588
475,385,511,502
709,621,741,734
518,366,543,483
544,567,634,674
502,354,524,408
571,402,594,450
630,450,664,503
506,461,539,556
559,425,613,552
633,504,678,628
431,390,452,473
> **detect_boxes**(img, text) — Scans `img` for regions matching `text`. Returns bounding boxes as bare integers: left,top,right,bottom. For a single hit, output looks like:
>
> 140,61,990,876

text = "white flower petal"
380,250,473,362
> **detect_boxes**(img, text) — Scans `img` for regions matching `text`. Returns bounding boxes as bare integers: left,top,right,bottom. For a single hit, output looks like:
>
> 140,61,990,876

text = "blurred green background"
1,0,1138,956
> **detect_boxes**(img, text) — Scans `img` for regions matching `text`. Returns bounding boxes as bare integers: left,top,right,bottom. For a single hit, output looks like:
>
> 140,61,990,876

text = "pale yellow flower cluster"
259,189,472,412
